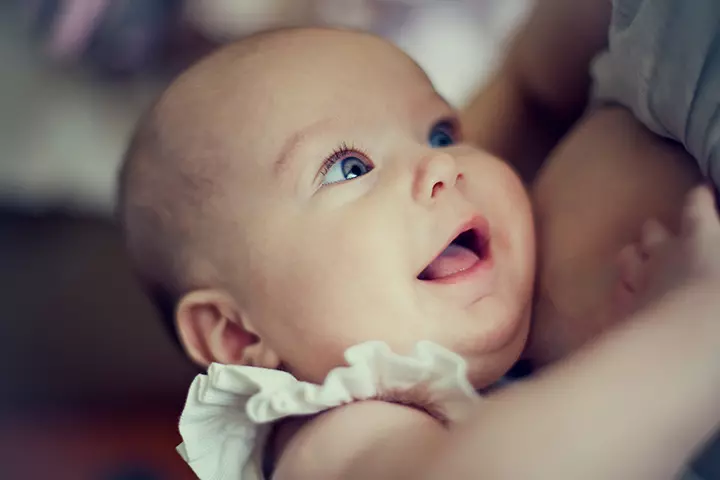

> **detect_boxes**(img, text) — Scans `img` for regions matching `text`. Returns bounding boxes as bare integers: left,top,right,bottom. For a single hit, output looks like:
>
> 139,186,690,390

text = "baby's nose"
413,151,461,205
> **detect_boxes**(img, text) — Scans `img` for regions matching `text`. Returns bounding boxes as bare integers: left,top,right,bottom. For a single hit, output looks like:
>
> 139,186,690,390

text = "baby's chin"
465,347,525,389
464,318,531,388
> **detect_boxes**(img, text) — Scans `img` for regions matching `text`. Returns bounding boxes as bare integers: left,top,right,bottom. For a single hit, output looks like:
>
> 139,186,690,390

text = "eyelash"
319,142,371,177
316,116,457,182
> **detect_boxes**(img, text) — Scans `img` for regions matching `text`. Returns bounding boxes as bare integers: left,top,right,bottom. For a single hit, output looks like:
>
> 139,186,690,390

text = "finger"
616,243,644,292
682,185,720,234
641,219,670,254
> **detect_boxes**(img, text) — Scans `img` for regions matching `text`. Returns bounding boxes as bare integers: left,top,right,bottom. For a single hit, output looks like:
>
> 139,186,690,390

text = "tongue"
420,244,480,280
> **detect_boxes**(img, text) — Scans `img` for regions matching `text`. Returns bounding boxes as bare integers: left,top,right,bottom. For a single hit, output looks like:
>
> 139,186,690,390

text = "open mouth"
417,223,491,282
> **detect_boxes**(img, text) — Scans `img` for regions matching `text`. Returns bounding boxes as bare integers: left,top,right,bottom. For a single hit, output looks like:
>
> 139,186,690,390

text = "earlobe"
175,289,279,369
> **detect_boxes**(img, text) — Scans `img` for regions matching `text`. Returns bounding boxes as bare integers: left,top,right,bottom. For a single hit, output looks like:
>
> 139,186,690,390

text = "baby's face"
190,31,534,387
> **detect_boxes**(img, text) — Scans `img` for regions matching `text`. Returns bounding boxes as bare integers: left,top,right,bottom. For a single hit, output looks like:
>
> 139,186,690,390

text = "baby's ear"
176,289,280,369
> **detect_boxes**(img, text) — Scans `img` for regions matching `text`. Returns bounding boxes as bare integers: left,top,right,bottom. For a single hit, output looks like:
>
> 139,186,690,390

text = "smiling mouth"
418,222,491,282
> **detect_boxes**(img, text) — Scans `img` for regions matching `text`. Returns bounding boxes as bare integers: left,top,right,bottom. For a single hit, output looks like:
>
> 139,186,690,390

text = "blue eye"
321,153,373,185
428,121,456,148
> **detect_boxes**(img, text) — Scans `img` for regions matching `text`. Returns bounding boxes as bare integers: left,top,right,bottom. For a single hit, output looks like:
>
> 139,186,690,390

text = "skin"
529,107,701,365
463,0,703,367
274,186,720,480
122,26,720,480
152,29,536,388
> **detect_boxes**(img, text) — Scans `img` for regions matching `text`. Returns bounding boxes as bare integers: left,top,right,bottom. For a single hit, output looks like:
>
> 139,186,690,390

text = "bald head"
118,105,222,319
117,27,435,333
118,29,307,304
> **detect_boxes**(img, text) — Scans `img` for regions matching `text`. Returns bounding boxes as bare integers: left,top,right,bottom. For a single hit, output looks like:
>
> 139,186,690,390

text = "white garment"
177,341,481,480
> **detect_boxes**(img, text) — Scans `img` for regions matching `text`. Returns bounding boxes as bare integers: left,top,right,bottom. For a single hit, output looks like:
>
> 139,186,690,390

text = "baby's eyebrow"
273,117,335,177
412,93,455,121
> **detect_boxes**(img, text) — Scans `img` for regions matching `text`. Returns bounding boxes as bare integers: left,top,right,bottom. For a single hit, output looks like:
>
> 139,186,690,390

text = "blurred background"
0,1,529,478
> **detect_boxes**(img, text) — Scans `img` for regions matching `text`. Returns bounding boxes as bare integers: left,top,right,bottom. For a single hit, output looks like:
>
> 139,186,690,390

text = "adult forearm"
461,73,572,184
461,0,611,184
425,284,720,480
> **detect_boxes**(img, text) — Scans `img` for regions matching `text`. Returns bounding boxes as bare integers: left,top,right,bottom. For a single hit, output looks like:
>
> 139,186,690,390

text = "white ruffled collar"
178,340,481,480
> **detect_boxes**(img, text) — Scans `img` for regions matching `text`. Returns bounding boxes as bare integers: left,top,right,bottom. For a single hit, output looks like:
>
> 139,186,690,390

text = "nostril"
431,181,445,197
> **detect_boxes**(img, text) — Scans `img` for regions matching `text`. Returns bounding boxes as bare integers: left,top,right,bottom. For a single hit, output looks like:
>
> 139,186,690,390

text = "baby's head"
119,28,535,388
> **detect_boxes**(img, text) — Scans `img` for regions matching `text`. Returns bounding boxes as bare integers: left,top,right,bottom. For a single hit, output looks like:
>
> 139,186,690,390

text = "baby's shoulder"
273,400,447,479
178,341,481,479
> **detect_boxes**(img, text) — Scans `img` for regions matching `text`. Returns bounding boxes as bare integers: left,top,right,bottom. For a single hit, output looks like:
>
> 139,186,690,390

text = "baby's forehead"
169,32,428,118
156,30,440,187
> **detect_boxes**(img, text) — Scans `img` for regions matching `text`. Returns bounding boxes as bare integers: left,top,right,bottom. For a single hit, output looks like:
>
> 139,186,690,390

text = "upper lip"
417,215,490,280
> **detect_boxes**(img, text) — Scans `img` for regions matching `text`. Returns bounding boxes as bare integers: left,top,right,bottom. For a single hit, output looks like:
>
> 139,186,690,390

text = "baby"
119,28,720,479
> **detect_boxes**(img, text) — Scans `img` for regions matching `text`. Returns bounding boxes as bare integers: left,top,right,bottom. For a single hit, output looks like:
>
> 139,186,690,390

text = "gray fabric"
592,0,720,188
692,433,720,480
682,470,705,480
